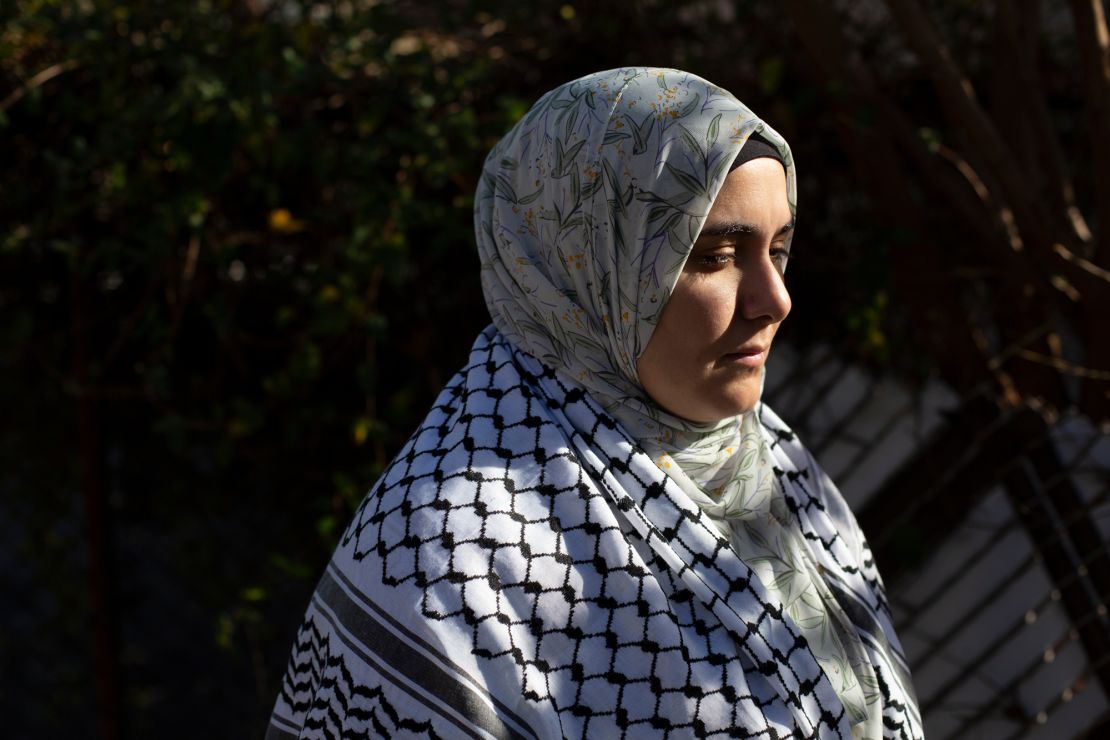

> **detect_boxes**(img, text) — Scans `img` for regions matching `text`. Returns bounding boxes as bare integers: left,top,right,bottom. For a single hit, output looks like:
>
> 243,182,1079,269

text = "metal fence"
765,343,1110,738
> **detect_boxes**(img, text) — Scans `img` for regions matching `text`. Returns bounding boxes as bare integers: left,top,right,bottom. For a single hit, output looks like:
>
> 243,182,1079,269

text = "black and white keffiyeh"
267,329,921,739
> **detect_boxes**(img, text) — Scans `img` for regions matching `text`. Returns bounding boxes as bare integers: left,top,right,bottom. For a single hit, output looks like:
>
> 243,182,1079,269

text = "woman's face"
637,157,793,423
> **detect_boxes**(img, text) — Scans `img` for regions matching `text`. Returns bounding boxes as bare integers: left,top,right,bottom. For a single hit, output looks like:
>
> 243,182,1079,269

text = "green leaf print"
564,105,580,139
554,138,587,178
708,155,730,192
603,130,631,145
583,174,604,198
494,174,519,202
626,113,655,155
516,316,550,341
860,673,881,690
666,223,687,254
738,447,757,472
570,333,607,356
741,522,777,554
679,92,701,119
517,186,544,205
706,114,721,148
663,162,706,197
677,126,704,163
794,613,825,630
559,216,583,236
653,211,682,242
602,160,623,205
570,164,581,208
523,93,553,125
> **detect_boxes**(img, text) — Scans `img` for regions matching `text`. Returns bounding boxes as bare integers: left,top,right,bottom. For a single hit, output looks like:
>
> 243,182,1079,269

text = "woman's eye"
692,252,734,268
770,247,790,269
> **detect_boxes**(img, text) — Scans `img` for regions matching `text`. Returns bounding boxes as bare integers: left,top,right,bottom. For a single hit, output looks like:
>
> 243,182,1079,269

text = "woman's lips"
721,347,767,367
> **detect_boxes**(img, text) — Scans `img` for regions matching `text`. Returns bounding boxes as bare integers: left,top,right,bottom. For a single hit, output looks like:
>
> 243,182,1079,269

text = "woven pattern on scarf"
267,329,922,739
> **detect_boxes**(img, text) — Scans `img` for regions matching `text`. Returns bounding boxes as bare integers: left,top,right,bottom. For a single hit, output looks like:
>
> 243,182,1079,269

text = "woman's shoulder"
336,327,586,562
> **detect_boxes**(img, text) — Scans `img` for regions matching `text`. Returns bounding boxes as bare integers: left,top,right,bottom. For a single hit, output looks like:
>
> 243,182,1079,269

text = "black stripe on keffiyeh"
271,612,452,738
317,564,536,739
823,578,917,704
266,713,301,740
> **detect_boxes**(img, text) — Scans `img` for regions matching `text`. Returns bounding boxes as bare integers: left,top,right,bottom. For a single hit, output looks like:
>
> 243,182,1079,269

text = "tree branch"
996,0,1093,247
0,58,82,112
1068,0,1110,266
882,0,1092,281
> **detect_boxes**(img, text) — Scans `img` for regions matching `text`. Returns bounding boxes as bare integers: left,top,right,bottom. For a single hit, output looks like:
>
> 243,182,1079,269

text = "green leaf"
653,211,682,241
557,139,586,176
646,205,670,224
706,113,721,148
678,125,703,161
708,155,730,190
565,104,579,138
554,137,565,175
626,113,655,155
495,174,519,202
663,162,705,197
602,159,622,200
517,187,543,205
678,92,701,119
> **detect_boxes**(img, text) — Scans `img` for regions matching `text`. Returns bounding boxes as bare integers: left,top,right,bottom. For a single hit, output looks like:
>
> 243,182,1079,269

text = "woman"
268,68,922,739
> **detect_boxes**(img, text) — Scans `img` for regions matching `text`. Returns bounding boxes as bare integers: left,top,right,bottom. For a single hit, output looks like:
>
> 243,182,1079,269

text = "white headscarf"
477,67,882,734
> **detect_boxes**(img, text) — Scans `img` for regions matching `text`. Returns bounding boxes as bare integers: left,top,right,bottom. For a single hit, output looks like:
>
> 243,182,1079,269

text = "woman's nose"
739,257,792,323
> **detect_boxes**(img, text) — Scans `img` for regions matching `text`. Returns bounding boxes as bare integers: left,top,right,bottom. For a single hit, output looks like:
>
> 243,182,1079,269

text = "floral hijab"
476,67,795,426
477,68,884,735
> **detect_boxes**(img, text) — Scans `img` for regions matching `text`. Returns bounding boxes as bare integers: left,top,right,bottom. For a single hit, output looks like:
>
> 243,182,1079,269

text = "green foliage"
1,0,523,733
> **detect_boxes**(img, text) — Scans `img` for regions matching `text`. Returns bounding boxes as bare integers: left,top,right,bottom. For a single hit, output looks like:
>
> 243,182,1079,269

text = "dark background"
3,1,1108,737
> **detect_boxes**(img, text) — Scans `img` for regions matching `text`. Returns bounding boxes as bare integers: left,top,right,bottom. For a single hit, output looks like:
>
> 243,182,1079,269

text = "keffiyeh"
268,68,921,739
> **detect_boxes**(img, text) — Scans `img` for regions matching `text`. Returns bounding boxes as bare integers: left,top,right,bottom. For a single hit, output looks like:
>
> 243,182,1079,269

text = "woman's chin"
675,388,762,424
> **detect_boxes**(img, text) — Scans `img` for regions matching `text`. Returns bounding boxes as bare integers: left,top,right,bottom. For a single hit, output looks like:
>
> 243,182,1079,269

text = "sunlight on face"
636,157,793,423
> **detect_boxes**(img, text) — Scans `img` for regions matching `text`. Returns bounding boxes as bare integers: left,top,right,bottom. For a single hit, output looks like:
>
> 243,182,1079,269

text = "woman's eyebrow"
698,219,796,238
